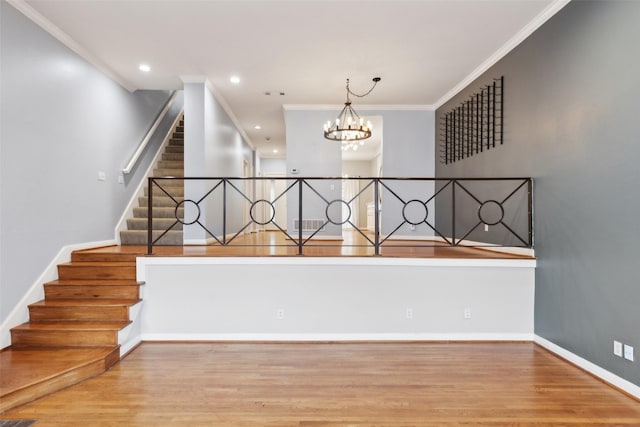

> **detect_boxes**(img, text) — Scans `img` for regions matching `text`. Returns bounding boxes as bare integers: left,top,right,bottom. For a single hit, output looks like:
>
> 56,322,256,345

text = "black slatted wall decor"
439,76,503,164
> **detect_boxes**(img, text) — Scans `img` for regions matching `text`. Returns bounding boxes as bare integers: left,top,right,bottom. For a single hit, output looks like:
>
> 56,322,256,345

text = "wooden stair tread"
0,346,119,412
45,279,143,286
0,347,117,395
12,321,131,331
29,299,141,307
58,261,136,267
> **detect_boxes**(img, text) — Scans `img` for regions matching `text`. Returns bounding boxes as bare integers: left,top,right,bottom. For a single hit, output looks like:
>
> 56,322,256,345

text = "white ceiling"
17,0,566,160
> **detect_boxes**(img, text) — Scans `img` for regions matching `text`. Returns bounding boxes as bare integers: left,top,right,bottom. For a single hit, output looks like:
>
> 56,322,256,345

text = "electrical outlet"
614,340,623,357
406,308,413,319
410,224,416,231
276,308,285,320
464,308,471,319
118,175,124,184
484,224,489,232
97,171,106,181
624,344,634,362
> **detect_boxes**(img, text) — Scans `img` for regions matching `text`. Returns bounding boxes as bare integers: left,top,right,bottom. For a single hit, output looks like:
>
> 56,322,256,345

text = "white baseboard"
0,239,116,349
184,233,237,245
142,333,533,342
534,335,640,400
383,234,436,241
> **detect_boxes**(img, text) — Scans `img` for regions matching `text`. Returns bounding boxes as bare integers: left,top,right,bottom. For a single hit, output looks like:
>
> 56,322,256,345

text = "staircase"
120,117,185,245
0,248,144,413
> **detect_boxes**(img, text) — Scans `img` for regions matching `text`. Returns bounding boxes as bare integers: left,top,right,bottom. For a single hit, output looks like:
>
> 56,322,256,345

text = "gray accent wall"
0,2,178,322
435,1,640,386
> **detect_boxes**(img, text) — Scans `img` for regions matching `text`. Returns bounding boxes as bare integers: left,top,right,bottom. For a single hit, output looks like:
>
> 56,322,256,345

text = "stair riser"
176,126,184,133
138,196,181,208
44,285,140,300
162,152,184,161
71,252,139,262
120,230,183,245
145,186,184,197
127,219,184,230
133,207,184,218
157,160,184,169
165,145,184,153
11,330,119,348
58,265,136,281
168,138,184,146
154,169,184,177
29,306,131,322
173,132,183,139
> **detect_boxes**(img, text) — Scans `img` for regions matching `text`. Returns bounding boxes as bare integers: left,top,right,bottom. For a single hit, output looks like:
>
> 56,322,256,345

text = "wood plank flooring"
2,342,639,425
111,229,533,259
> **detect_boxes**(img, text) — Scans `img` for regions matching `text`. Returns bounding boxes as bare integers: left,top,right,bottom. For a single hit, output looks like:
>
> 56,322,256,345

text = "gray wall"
435,1,640,386
183,82,254,241
285,109,343,236
0,2,178,322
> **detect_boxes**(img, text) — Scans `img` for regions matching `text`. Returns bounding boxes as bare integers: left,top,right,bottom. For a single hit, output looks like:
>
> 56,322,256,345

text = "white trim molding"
142,333,534,342
7,0,136,92
434,0,571,108
535,335,640,400
283,104,435,112
0,239,116,349
136,255,536,282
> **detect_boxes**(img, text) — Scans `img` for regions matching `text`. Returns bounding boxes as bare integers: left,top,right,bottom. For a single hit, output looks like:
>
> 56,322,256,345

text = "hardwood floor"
111,229,533,259
2,342,639,425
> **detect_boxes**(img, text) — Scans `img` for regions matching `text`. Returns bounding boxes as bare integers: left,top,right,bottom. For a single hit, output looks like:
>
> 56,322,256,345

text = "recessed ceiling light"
230,75,241,84
139,64,151,72
254,125,261,130
273,149,279,153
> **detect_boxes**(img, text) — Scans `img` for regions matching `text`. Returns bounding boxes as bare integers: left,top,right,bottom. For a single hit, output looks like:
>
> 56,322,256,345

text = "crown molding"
433,0,571,109
7,0,137,92
180,75,209,84
283,104,435,112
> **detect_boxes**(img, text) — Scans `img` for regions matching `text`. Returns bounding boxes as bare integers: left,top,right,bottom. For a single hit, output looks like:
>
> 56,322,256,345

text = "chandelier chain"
346,77,381,99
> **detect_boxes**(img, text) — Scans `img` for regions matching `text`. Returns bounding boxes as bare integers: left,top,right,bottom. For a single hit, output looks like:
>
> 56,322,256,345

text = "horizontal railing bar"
149,176,533,181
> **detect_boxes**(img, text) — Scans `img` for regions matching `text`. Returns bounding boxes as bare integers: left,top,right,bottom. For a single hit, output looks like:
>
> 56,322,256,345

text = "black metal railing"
146,177,533,255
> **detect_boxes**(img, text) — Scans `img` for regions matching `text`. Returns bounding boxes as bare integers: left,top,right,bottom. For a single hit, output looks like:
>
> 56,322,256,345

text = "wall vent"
293,219,325,231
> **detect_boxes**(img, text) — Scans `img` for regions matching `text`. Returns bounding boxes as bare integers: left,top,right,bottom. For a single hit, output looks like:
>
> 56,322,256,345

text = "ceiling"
17,0,566,160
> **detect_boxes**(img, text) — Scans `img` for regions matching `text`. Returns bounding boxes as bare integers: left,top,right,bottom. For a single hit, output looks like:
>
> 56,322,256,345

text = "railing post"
147,177,153,255
374,178,380,256
298,179,303,256
223,179,227,245
451,179,456,246
528,178,533,248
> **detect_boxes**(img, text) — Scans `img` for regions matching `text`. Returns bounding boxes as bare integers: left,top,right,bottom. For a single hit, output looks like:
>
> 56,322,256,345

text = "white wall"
259,158,286,176
138,258,535,340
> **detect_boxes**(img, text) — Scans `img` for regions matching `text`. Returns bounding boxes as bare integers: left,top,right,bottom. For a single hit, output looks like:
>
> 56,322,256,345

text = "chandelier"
324,77,381,151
